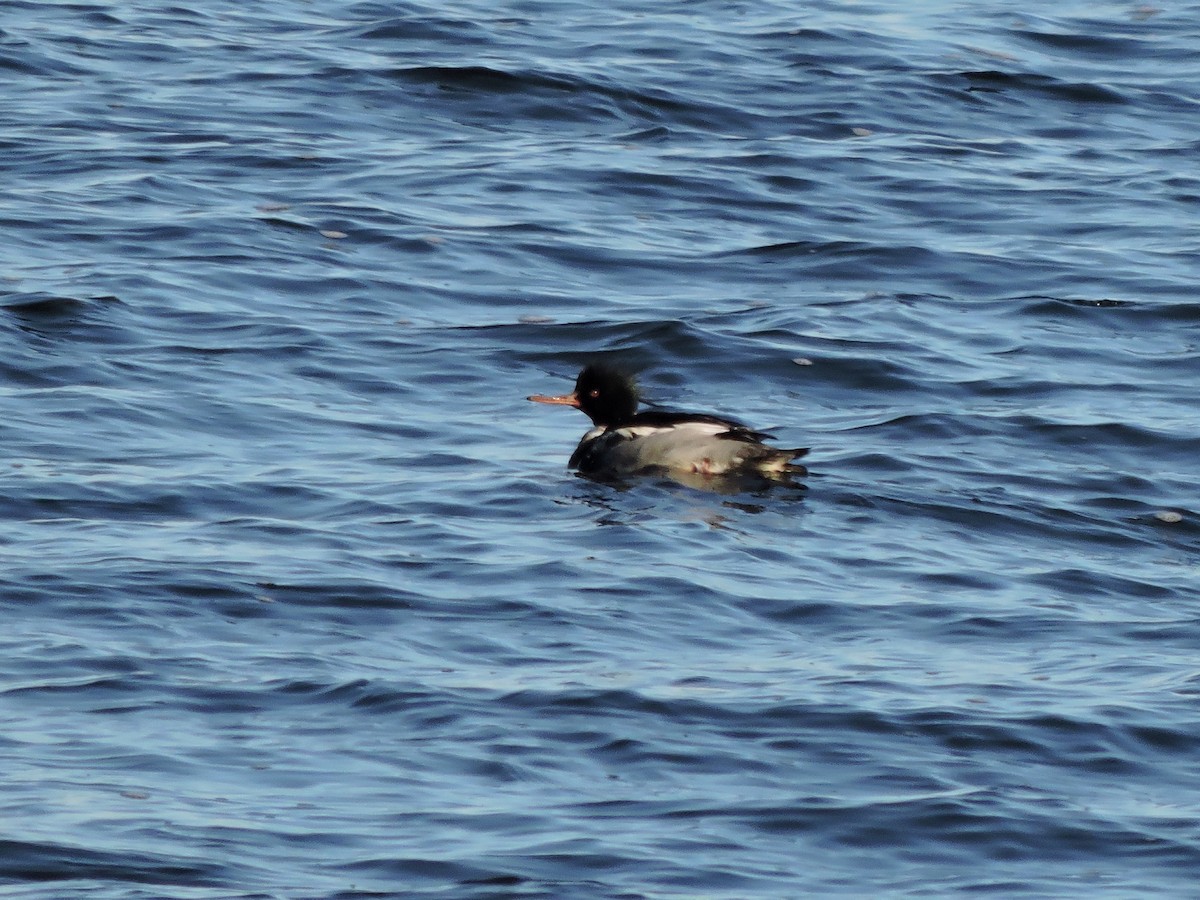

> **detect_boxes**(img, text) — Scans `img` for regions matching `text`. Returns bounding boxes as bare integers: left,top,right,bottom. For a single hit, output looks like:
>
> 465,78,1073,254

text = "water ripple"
2,1,1199,897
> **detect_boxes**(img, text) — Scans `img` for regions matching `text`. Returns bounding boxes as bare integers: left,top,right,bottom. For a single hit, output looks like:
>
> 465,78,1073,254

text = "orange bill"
527,392,580,407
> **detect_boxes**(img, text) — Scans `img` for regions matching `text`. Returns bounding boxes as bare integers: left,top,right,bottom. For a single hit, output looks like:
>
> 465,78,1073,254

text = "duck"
529,364,807,480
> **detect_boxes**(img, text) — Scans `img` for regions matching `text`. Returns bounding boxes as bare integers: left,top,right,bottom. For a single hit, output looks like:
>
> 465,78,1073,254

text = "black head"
573,364,639,426
528,364,639,426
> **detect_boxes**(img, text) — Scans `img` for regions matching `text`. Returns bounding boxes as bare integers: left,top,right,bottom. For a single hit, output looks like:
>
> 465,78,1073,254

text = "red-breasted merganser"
529,364,808,479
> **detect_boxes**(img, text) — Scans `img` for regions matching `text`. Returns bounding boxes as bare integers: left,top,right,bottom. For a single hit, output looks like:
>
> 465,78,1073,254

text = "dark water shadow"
567,467,809,529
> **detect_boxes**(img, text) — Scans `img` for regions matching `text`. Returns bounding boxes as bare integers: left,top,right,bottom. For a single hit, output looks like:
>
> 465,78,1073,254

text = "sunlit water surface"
2,2,1198,897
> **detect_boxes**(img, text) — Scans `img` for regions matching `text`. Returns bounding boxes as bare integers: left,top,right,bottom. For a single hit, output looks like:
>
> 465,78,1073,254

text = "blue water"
3,2,1199,897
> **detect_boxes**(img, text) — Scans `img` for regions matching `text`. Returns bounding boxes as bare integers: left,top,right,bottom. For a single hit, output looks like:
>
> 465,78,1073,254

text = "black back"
574,365,775,441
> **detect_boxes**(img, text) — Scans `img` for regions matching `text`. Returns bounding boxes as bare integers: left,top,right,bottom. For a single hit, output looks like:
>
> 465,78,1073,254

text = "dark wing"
628,409,776,443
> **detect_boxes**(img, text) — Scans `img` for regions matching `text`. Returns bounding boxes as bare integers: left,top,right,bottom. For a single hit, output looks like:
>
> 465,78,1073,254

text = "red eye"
589,389,600,398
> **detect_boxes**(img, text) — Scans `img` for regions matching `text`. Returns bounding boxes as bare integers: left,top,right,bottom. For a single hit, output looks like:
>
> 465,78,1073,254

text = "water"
3,2,1199,897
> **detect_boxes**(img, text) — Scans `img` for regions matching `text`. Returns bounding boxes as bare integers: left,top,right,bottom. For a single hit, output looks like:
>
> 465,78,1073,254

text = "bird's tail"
756,447,809,478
